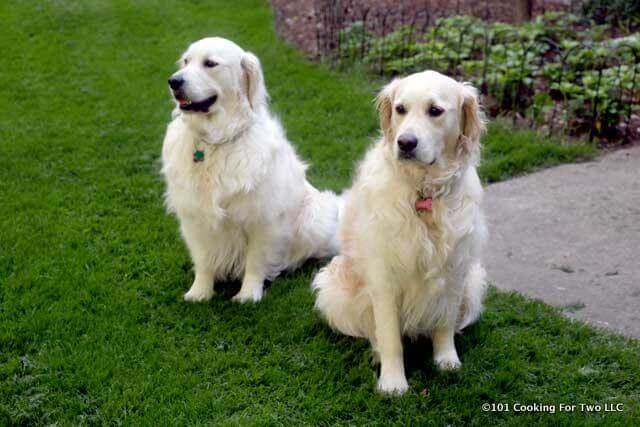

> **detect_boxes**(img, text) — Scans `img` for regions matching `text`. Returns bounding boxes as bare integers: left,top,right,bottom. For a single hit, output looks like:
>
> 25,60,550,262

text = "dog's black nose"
397,133,418,152
168,76,184,90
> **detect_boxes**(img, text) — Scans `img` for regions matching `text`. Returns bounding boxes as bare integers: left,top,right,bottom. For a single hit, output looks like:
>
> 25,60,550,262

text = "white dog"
161,37,341,303
312,71,488,394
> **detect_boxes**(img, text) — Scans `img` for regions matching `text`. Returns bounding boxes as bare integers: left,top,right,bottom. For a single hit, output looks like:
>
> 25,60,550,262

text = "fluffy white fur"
312,70,488,394
162,37,341,303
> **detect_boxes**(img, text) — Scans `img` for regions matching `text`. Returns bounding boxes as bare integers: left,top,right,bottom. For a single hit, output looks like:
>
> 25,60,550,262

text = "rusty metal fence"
312,0,639,143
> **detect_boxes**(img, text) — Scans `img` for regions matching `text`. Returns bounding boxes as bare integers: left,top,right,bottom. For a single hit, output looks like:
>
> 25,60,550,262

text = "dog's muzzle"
168,76,218,113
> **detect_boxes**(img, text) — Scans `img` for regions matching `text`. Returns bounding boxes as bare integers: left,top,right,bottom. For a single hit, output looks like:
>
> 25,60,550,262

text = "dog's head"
376,70,485,169
168,37,267,116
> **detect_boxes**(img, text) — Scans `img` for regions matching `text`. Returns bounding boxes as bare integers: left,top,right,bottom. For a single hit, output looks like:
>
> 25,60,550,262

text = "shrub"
582,0,640,31
336,12,640,142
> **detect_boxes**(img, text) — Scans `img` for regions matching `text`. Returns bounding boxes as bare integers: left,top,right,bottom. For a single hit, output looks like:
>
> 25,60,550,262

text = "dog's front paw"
232,286,263,304
434,352,461,371
184,286,215,302
377,373,409,395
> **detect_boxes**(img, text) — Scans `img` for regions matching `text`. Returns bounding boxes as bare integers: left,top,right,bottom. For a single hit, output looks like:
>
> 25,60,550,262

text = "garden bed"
273,2,640,146
272,0,573,57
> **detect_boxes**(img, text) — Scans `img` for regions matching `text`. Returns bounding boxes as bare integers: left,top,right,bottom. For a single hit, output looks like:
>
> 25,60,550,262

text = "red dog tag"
415,198,433,212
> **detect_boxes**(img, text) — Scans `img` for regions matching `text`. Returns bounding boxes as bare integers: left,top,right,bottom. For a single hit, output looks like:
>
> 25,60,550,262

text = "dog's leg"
312,256,370,338
432,325,461,370
181,220,216,302
369,280,408,395
457,263,487,331
232,229,271,303
432,244,474,368
184,269,215,302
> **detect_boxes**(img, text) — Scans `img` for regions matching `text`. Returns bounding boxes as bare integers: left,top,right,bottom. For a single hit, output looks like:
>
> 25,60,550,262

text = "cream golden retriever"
162,37,341,303
312,70,488,394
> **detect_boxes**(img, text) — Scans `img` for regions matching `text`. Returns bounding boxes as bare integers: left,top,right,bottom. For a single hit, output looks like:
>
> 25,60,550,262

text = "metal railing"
311,1,639,143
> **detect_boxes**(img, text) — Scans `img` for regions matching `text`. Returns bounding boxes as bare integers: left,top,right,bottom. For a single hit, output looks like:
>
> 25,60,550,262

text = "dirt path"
485,146,640,338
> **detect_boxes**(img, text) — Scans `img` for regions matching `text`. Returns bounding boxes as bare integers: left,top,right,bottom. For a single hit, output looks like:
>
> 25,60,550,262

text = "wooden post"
514,0,533,23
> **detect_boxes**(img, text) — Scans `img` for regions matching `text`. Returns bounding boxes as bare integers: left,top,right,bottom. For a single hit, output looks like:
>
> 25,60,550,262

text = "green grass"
480,120,594,183
0,0,632,425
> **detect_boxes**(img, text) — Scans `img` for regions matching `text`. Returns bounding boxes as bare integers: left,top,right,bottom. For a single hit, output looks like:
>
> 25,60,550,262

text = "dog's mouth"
175,94,218,112
398,152,437,166
399,152,416,160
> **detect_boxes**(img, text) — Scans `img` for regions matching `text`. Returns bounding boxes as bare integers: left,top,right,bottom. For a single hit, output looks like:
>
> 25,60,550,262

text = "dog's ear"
375,79,399,142
241,52,267,110
459,83,486,157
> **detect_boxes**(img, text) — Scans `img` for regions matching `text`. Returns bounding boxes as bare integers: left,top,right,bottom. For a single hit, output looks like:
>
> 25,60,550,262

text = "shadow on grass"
209,257,328,299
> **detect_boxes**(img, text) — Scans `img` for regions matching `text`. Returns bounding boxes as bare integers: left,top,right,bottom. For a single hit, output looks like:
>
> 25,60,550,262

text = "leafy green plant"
336,12,640,142
582,0,640,31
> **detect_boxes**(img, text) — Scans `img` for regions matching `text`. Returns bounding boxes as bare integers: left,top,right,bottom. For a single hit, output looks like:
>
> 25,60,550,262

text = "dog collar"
190,122,253,163
415,198,433,212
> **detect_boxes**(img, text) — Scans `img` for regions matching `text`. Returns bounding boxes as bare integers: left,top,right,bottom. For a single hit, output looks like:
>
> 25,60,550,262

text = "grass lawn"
0,0,636,425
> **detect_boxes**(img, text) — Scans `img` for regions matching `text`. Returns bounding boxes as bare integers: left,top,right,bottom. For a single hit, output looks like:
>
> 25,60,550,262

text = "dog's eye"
203,59,218,68
428,106,444,117
395,104,407,115
183,58,189,65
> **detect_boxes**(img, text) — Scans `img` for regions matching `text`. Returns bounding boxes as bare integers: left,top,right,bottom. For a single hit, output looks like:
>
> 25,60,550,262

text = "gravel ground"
485,145,640,338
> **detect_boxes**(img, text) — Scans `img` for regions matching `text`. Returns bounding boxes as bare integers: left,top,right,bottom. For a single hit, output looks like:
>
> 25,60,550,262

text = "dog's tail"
294,182,344,261
457,263,487,331
312,255,370,338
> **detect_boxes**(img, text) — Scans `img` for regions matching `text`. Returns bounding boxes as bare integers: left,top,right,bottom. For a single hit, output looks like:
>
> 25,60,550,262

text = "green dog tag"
193,150,205,162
